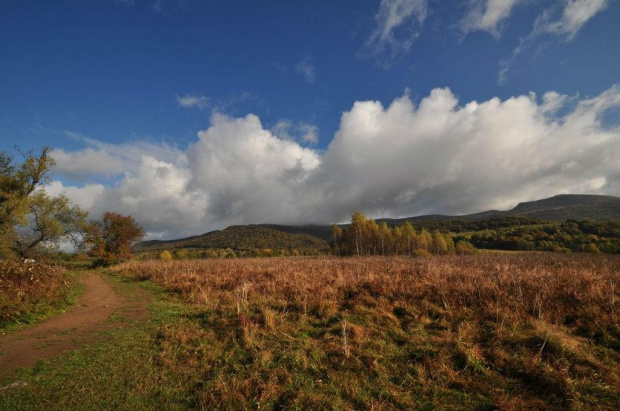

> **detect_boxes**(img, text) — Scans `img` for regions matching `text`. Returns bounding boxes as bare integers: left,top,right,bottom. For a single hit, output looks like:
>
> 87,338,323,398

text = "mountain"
136,194,620,251
135,225,327,253
377,194,620,226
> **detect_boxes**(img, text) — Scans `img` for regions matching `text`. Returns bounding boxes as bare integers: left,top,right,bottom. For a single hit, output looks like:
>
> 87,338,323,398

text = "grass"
0,272,199,410
0,262,82,332
1,254,619,409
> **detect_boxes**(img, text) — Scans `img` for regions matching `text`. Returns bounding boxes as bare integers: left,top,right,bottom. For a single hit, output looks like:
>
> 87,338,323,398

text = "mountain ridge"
136,194,620,250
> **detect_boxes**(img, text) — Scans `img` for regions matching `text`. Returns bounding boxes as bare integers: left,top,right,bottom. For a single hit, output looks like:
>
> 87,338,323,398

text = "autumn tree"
377,222,392,255
330,211,475,257
348,211,367,256
402,222,416,255
416,229,432,252
85,212,145,264
432,230,449,254
366,219,379,255
329,224,344,255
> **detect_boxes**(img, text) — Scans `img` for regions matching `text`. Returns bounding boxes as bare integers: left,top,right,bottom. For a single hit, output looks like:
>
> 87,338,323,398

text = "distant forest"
131,213,620,260
330,213,620,256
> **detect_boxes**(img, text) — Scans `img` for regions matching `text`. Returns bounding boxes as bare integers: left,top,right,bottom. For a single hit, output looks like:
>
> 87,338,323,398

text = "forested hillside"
136,195,620,257
135,225,326,256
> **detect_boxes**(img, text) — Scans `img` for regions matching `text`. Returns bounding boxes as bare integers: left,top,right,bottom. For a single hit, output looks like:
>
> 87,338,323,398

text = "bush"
455,241,476,255
159,250,173,261
0,261,71,327
412,249,431,258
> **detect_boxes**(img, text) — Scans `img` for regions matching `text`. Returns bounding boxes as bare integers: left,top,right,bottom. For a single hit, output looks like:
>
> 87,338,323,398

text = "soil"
0,272,148,372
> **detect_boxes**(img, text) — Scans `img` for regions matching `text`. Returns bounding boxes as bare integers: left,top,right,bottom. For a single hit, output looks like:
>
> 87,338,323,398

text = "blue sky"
1,0,619,238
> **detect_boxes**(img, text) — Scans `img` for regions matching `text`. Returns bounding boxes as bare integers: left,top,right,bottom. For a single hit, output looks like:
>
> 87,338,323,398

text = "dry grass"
113,254,620,409
0,261,74,328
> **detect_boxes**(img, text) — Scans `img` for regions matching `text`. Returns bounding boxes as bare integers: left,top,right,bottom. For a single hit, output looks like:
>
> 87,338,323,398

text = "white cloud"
49,86,620,239
363,0,428,62
50,132,186,182
187,113,320,225
461,0,523,38
311,86,620,219
534,0,609,40
176,93,210,109
294,57,316,84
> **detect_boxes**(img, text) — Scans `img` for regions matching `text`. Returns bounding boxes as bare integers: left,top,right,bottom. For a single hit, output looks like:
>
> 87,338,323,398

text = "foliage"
136,225,326,256
158,250,173,261
331,211,459,256
470,219,620,253
85,212,145,264
330,212,620,256
0,148,55,258
13,192,88,258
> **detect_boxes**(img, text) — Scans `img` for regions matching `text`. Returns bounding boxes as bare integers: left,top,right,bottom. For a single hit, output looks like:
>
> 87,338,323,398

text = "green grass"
0,272,199,410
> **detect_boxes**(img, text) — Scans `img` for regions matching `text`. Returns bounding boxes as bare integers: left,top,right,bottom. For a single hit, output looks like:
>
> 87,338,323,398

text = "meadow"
108,254,620,409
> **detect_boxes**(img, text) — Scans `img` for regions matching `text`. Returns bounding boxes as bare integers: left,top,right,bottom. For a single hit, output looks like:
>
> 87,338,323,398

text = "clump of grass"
0,261,76,329
106,254,620,409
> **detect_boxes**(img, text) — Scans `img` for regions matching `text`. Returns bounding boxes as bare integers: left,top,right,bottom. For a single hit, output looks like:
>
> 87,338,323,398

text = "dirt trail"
0,272,148,372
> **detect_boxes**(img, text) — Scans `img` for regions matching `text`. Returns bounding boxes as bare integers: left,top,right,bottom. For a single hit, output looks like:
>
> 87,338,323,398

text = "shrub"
412,249,431,258
455,240,476,255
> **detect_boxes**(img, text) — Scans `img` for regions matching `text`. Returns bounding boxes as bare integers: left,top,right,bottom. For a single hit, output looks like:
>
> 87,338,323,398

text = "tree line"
469,220,620,253
329,211,475,256
0,147,144,264
329,212,620,256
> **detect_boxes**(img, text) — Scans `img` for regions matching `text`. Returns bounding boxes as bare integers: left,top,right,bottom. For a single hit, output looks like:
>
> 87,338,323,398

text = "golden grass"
112,254,620,409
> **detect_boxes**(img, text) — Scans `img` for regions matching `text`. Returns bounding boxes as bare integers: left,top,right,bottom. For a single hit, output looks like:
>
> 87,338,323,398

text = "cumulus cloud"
176,93,210,109
49,86,620,239
461,0,523,38
363,0,428,63
187,113,320,225
50,131,186,182
311,86,620,219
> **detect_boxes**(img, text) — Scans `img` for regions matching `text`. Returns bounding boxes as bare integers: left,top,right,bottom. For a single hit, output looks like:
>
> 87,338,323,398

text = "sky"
1,0,619,239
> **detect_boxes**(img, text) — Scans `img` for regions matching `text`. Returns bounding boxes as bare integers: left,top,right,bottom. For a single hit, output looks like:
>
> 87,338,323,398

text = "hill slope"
377,194,620,226
136,194,620,250
135,225,327,253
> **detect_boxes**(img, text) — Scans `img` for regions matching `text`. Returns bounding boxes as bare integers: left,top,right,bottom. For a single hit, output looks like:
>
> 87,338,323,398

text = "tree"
432,230,448,254
351,211,367,256
13,192,88,258
402,222,416,255
0,147,55,258
329,224,344,255
378,222,392,255
366,219,379,255
85,212,145,264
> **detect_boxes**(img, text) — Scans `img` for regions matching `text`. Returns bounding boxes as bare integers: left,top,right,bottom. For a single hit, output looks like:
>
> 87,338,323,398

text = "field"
103,254,620,409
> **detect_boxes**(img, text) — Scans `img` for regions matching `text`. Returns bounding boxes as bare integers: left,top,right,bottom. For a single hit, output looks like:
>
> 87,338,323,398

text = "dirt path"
0,272,148,372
